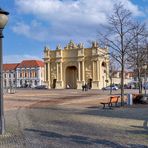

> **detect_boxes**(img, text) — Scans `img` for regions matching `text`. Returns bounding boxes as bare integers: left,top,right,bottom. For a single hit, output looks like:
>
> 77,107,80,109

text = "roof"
3,63,20,71
17,60,44,68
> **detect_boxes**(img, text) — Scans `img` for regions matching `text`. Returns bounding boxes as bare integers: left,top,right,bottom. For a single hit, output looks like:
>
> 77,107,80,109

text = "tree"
98,3,142,106
127,22,147,94
101,3,133,106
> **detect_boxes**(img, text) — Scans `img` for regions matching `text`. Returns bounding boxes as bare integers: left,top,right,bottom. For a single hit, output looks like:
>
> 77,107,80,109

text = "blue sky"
1,0,147,63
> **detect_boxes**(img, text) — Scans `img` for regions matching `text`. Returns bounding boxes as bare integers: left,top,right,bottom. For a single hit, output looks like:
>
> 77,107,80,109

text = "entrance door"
66,66,77,89
88,79,92,89
53,79,56,89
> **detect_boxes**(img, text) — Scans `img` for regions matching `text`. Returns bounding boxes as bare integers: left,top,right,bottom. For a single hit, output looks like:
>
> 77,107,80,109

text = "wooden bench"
100,96,120,109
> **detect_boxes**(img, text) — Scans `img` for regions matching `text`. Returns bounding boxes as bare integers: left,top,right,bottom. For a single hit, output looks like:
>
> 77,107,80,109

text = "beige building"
112,71,134,85
43,40,110,89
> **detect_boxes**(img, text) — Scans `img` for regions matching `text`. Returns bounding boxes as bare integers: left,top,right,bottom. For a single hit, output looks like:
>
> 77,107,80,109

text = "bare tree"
98,3,145,105
127,22,147,94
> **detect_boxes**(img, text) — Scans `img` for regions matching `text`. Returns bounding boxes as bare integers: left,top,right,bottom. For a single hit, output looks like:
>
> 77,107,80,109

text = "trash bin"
10,88,15,94
127,94,133,105
7,88,15,94
7,88,10,93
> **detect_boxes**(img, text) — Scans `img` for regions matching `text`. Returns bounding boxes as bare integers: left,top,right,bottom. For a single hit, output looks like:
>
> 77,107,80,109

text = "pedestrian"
84,83,88,91
82,85,84,91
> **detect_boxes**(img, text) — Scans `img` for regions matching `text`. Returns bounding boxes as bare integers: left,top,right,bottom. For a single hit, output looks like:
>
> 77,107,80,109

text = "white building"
16,60,44,87
3,60,45,88
3,63,19,88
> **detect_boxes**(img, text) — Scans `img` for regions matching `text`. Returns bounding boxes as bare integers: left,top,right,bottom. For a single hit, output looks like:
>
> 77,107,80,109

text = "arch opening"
66,66,77,89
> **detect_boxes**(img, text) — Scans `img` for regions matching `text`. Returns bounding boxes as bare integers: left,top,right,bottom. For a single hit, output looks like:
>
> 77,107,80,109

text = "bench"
100,96,120,109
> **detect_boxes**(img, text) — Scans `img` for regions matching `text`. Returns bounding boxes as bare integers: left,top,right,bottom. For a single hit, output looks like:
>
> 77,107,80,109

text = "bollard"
127,94,133,105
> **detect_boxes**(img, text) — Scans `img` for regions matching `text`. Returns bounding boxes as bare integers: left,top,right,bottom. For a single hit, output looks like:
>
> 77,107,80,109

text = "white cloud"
12,20,50,41
4,54,42,63
13,0,143,44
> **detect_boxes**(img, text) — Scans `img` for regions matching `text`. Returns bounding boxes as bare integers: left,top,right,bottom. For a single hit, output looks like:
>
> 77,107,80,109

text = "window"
102,62,106,67
4,80,6,87
35,80,37,85
9,80,11,86
35,71,37,77
20,80,22,85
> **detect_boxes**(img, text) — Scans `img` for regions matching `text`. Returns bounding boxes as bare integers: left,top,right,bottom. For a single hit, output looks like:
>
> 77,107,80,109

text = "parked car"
143,83,148,90
35,85,48,89
102,85,119,90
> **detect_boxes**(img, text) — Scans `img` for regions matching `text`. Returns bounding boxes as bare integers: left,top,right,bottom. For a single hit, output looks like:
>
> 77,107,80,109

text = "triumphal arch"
43,40,109,89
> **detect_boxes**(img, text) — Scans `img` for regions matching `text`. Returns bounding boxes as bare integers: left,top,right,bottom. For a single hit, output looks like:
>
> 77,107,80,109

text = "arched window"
102,62,106,67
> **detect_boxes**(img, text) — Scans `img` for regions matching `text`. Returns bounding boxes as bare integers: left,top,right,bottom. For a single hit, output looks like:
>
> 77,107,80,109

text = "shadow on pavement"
78,106,148,121
24,128,125,147
127,119,148,136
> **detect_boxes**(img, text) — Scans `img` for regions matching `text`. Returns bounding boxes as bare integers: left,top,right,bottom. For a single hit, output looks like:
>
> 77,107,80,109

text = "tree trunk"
121,24,124,106
137,69,142,94
110,76,112,95
121,60,124,106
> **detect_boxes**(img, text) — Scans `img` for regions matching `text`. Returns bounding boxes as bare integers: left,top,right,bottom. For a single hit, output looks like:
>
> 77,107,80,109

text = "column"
60,62,62,81
97,60,100,81
57,63,59,81
82,61,85,81
92,61,95,81
48,62,50,82
44,63,46,82
78,62,81,81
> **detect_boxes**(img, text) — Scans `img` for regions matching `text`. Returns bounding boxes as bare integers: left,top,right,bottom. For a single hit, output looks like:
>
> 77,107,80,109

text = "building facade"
3,63,19,88
112,71,134,85
44,40,110,89
16,60,44,87
3,60,44,88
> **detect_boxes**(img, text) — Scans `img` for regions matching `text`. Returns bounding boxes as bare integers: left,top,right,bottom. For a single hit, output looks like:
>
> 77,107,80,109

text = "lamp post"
0,8,9,134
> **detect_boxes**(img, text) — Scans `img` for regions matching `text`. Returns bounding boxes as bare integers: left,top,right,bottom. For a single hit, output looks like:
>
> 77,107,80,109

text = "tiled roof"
3,63,20,71
17,60,44,68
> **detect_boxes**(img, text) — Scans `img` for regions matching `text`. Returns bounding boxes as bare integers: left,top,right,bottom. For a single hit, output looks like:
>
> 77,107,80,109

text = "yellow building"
43,40,110,89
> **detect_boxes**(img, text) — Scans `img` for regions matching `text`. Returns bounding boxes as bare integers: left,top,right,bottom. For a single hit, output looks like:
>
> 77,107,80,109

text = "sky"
0,0,147,63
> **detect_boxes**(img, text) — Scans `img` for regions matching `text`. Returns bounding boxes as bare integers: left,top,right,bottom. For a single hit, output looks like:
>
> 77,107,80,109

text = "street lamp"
0,8,9,134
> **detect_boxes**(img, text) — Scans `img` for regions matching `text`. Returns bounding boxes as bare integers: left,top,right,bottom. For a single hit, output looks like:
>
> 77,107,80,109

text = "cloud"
12,20,50,41
4,54,42,63
13,0,143,44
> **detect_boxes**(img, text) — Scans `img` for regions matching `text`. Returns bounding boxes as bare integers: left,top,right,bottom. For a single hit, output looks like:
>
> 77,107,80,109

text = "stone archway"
66,66,77,89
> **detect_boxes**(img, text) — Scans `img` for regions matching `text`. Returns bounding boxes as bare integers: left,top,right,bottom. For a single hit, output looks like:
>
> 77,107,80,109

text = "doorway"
88,79,92,89
66,66,77,89
53,79,56,89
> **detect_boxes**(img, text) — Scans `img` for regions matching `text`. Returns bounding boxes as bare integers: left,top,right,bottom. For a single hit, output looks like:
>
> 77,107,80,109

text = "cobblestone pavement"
0,89,148,148
4,89,140,110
